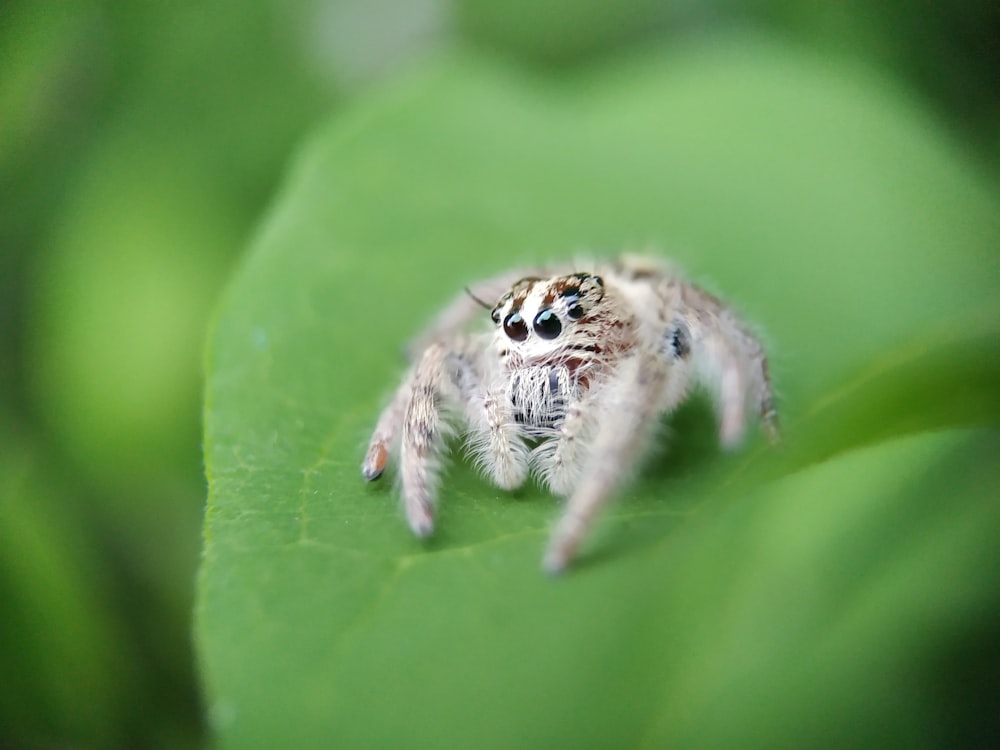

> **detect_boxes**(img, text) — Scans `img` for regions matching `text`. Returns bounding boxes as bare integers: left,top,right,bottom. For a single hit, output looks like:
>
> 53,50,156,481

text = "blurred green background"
1,1,998,748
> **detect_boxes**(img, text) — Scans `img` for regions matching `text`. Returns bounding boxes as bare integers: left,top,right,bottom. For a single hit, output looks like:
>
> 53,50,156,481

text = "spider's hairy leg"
755,358,780,443
362,372,413,481
397,342,483,537
703,336,748,448
543,353,668,574
681,288,780,447
703,327,779,447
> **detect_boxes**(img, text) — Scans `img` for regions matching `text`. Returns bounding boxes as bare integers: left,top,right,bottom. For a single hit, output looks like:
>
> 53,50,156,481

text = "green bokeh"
1,1,332,746
2,1,998,747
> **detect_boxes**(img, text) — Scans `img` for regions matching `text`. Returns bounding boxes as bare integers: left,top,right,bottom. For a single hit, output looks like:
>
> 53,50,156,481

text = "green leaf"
198,36,1000,749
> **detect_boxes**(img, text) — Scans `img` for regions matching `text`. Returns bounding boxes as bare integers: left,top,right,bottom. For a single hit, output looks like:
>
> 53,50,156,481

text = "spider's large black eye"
503,311,528,341
532,309,562,339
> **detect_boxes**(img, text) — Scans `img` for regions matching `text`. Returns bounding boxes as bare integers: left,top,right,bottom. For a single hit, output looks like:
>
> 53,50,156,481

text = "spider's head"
490,272,606,360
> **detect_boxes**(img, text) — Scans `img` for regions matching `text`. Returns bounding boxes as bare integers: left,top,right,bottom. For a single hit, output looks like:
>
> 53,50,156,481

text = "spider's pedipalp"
362,371,413,481
466,389,530,491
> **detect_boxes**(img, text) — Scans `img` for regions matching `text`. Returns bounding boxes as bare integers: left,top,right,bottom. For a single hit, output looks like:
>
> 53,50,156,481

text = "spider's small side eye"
491,308,501,324
566,303,584,320
533,309,562,339
669,321,691,359
503,311,529,341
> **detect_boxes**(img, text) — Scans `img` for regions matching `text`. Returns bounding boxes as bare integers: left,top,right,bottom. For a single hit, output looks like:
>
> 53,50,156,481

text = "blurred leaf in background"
456,0,1000,159
198,30,1000,749
0,420,135,746
1,1,341,745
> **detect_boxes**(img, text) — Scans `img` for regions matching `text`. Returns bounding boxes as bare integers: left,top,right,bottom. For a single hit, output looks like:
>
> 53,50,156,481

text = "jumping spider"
361,255,779,573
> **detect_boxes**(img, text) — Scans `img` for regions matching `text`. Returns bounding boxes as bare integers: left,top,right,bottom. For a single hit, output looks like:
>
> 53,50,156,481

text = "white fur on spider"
361,255,779,574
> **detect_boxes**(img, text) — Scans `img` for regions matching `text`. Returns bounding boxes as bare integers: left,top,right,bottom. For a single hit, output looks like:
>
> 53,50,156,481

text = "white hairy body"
361,255,779,574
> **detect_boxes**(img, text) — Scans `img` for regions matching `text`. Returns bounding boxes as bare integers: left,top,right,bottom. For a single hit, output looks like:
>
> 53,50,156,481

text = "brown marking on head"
508,277,541,312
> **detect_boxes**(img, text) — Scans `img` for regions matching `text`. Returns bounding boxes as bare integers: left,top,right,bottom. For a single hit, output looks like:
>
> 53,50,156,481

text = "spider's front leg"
365,337,522,539
398,341,488,538
543,352,669,574
362,341,471,537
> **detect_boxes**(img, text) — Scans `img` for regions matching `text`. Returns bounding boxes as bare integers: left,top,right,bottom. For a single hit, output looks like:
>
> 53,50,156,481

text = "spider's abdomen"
507,365,580,432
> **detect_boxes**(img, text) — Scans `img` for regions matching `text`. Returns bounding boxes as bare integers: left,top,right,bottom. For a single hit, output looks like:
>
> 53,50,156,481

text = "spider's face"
490,272,605,361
